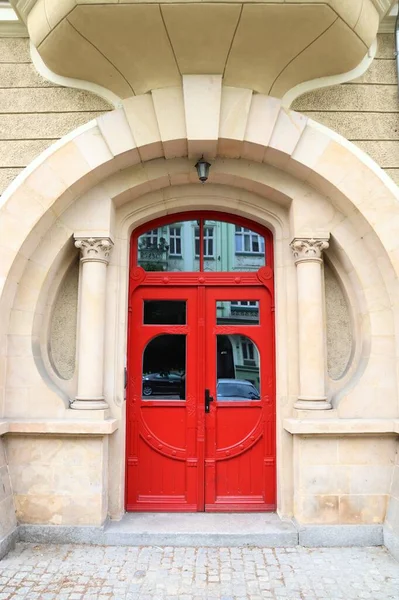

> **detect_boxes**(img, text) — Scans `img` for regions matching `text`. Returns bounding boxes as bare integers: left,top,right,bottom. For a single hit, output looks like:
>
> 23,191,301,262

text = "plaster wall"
324,262,352,380
49,259,78,380
0,438,17,553
293,34,399,185
0,37,111,195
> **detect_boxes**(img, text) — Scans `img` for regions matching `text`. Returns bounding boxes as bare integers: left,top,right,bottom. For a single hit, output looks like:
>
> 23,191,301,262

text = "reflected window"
216,334,260,401
144,300,186,325
235,226,265,254
142,335,186,400
216,301,260,325
195,226,214,258
136,219,266,272
169,226,182,256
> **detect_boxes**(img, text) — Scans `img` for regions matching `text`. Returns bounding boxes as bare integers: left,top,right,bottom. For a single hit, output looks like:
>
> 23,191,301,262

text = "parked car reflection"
217,378,260,401
142,372,184,397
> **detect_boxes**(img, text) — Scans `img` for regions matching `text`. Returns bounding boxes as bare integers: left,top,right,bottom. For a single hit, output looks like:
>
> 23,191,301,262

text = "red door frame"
125,211,276,511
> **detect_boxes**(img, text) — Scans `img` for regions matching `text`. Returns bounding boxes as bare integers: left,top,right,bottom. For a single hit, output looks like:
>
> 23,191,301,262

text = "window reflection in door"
216,300,259,325
216,334,260,401
142,334,186,400
137,219,265,272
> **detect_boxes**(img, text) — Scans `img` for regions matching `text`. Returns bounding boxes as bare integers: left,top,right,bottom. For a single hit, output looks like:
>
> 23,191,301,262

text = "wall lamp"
195,157,211,183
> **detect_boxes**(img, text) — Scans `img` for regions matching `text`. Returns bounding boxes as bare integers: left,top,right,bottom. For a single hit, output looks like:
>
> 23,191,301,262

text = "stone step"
103,512,298,547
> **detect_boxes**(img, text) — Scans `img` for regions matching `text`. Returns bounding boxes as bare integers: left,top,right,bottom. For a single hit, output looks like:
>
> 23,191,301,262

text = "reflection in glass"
204,221,265,273
142,335,186,400
216,334,260,401
144,300,186,325
137,221,199,272
137,220,265,272
216,300,259,325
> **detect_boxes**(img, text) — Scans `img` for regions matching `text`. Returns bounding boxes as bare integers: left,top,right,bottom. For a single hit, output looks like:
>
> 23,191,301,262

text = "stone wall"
0,438,17,558
294,435,397,525
385,442,399,560
5,435,109,526
0,37,111,195
292,33,399,186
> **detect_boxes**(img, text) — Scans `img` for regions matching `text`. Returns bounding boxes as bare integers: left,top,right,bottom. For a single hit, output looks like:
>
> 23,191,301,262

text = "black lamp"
195,157,211,183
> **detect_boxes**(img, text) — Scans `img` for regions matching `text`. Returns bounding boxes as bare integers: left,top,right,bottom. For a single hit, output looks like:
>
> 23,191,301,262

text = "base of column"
71,397,109,410
294,397,332,410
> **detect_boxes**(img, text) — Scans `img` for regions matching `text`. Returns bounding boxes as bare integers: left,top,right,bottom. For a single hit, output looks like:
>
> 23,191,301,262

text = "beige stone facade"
0,1,399,559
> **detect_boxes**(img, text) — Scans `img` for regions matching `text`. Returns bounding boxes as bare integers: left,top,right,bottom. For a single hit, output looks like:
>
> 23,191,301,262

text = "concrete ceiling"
11,0,396,99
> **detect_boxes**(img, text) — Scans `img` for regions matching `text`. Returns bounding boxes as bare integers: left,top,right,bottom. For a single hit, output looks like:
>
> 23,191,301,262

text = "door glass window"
136,218,266,272
142,334,186,400
203,220,265,272
137,221,199,271
216,300,260,325
144,300,186,325
216,334,260,401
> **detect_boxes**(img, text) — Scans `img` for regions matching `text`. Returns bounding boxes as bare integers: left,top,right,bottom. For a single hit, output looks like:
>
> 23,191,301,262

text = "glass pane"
204,221,265,272
137,221,199,271
144,300,186,325
142,335,186,400
216,334,260,401
216,300,260,325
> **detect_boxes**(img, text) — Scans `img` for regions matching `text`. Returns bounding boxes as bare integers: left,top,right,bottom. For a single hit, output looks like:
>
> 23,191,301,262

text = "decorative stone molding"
290,238,329,264
74,237,113,264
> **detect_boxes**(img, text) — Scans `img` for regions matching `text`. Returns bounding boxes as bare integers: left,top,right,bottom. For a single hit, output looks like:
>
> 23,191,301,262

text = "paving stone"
0,543,398,599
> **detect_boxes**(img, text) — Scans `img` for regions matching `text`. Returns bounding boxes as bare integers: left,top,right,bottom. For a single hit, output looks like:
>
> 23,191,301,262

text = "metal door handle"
205,388,214,413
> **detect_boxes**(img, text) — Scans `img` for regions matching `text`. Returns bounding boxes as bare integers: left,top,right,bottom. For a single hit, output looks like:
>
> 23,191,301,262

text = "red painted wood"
125,212,276,512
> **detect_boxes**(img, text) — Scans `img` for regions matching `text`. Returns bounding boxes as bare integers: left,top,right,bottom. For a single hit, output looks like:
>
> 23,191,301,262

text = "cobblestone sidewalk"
0,543,398,600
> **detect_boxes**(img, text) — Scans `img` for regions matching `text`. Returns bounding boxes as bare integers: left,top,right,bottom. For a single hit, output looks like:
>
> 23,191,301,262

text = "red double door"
126,281,275,512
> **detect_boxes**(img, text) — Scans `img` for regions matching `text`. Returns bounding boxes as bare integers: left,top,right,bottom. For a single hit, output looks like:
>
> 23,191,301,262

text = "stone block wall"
5,435,109,526
294,435,397,525
292,34,399,186
0,438,17,558
385,441,399,560
0,37,111,195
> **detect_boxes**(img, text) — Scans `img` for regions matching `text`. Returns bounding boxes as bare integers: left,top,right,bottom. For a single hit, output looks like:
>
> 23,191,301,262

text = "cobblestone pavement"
0,543,398,600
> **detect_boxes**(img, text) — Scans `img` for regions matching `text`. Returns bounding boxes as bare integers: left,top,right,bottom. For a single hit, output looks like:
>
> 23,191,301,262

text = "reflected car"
217,378,260,401
142,372,183,396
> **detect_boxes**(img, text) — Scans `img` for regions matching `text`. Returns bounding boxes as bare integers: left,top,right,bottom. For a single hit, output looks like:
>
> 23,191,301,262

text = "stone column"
290,237,331,410
72,237,114,410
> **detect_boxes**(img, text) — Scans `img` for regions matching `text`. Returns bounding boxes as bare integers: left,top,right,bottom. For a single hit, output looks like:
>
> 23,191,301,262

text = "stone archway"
1,78,399,535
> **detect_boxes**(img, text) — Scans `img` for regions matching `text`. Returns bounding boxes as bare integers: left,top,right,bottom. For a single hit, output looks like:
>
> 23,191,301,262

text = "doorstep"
103,512,298,547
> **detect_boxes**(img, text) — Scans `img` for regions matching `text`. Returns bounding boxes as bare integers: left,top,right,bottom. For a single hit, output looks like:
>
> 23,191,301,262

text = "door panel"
126,287,201,511
204,287,275,511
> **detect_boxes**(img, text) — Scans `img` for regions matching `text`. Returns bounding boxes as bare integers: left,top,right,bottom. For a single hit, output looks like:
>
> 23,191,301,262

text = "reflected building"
138,220,265,273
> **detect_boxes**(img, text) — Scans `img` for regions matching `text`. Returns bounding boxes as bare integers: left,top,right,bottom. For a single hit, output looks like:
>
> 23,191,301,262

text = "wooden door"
126,283,275,512
126,286,201,511
204,287,275,511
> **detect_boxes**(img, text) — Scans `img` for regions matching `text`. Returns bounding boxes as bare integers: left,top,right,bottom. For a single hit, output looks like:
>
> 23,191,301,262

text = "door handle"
205,388,214,413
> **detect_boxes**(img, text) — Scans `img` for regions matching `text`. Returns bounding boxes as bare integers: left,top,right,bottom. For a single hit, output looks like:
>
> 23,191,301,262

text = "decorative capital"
74,237,113,264
290,237,329,264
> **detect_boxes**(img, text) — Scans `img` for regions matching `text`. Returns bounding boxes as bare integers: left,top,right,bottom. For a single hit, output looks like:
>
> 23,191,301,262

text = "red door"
125,213,275,512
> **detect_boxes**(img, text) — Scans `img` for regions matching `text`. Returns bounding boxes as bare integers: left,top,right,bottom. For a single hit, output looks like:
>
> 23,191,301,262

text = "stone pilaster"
290,237,331,410
71,237,113,410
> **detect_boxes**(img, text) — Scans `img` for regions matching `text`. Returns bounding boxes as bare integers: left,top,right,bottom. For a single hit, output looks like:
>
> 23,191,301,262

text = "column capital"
74,237,114,264
290,237,329,264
